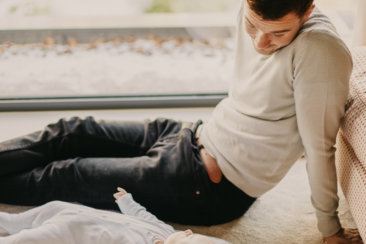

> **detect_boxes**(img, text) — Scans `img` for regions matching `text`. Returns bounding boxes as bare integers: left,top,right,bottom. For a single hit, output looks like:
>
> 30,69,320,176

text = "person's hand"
323,228,363,244
113,187,127,202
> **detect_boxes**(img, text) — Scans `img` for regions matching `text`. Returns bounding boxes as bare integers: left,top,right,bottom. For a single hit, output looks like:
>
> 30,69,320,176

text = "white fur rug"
0,158,357,244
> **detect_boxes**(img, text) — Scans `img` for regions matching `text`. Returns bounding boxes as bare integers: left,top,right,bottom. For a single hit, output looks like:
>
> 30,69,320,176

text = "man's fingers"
323,228,363,244
343,228,361,237
342,228,363,244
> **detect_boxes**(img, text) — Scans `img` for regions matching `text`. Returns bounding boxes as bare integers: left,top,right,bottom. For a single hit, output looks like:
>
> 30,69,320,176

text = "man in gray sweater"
0,0,362,243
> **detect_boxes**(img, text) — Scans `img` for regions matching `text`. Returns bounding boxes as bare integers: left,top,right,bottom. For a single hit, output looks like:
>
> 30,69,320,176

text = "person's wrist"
322,228,342,243
317,214,342,239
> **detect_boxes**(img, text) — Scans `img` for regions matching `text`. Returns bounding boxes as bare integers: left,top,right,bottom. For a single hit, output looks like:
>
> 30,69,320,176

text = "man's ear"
302,3,315,22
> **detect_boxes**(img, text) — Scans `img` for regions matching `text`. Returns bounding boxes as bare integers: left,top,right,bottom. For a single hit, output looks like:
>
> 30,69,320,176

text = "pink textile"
336,46,366,242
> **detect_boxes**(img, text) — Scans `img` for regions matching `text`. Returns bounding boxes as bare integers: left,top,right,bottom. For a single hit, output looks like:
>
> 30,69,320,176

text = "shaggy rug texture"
172,158,357,243
0,158,357,244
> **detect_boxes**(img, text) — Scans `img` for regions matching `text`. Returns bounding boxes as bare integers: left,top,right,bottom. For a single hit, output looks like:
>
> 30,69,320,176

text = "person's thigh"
0,117,184,177
0,119,192,204
0,123,201,216
141,126,256,225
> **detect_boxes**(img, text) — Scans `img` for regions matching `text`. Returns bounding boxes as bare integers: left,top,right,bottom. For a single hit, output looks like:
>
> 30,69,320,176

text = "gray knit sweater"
199,4,352,237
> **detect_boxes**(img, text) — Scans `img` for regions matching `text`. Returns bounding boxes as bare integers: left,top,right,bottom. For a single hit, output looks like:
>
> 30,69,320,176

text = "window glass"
0,0,358,99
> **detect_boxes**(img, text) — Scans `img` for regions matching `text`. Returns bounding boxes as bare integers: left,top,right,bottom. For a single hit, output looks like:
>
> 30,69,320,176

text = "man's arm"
293,31,352,238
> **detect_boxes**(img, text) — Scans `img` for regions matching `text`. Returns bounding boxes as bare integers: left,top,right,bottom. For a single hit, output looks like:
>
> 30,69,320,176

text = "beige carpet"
172,158,357,243
0,158,357,244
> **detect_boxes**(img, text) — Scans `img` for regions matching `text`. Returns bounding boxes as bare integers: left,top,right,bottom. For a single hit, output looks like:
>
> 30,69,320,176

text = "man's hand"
323,228,363,244
113,187,127,202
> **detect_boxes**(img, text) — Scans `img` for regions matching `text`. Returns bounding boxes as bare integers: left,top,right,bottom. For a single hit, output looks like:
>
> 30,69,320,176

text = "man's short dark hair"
247,0,314,20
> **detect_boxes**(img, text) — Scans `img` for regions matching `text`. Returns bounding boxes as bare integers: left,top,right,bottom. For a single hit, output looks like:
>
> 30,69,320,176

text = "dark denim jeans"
0,116,255,225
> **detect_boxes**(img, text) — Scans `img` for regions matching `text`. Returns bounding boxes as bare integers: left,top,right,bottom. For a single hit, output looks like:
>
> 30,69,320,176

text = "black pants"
0,116,255,225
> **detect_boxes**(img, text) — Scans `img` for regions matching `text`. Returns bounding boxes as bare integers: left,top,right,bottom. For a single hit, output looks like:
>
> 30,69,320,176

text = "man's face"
244,1,313,55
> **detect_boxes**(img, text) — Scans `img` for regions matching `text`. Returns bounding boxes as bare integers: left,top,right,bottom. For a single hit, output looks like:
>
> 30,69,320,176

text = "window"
0,0,238,102
0,0,358,110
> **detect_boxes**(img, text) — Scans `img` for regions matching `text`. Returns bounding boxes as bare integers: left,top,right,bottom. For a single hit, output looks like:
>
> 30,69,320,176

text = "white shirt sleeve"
116,193,175,232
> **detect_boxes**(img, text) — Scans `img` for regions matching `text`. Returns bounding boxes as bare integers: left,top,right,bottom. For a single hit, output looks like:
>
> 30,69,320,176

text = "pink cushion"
337,133,366,241
337,46,366,242
341,47,366,170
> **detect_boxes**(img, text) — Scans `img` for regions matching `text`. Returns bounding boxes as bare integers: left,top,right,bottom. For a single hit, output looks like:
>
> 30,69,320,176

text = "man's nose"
255,32,270,49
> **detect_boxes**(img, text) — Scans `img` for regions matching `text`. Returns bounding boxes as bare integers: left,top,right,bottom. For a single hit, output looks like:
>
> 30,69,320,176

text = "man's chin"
255,47,277,55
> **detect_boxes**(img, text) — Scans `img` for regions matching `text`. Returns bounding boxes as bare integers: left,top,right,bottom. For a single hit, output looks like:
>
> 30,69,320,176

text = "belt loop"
192,120,203,135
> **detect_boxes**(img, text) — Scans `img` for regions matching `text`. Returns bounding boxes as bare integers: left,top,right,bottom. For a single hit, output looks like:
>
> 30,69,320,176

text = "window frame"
0,93,227,111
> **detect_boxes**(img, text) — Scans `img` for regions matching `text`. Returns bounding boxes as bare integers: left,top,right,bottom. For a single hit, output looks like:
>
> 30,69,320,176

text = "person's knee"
46,116,97,136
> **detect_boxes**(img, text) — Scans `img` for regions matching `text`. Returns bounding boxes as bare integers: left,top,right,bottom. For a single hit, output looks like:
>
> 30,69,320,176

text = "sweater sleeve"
116,193,175,232
293,31,352,237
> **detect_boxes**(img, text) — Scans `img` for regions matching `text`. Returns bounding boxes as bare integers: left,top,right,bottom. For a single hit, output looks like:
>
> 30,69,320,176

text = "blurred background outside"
0,0,358,100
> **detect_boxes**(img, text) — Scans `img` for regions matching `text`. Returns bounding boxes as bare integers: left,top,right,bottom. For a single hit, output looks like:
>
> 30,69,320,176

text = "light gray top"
199,4,352,237
0,195,230,244
0,195,174,244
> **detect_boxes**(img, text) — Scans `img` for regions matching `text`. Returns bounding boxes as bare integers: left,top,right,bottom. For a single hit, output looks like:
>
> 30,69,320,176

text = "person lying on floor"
0,187,228,244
